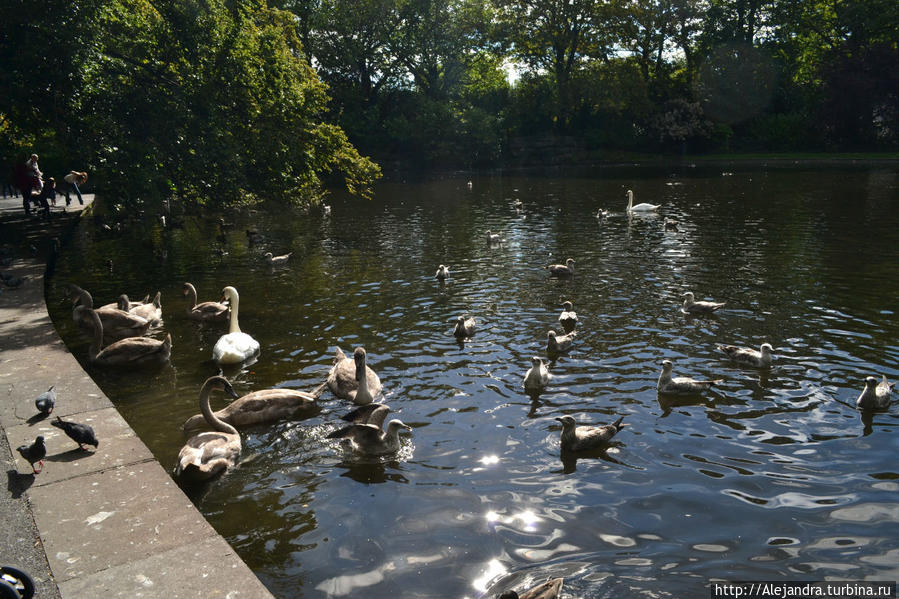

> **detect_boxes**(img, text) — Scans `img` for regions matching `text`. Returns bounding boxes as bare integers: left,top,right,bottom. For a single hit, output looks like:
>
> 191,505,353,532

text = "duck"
657,359,723,395
182,382,324,431
558,300,578,331
51,416,99,450
595,208,610,219
264,251,292,265
212,286,260,365
453,315,477,339
546,329,576,354
555,415,626,452
664,217,679,231
119,291,162,323
435,264,450,281
17,436,46,474
498,577,564,599
339,403,391,427
69,285,151,340
182,282,230,322
545,258,575,277
681,291,726,314
327,419,411,456
717,342,774,367
175,376,242,480
85,308,171,367
34,386,56,415
625,189,660,212
486,230,503,244
523,357,551,390
327,347,382,405
856,375,894,410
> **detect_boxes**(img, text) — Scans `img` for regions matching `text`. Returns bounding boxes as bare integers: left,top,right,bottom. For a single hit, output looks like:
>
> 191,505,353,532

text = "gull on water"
453,315,476,339
716,342,774,367
657,359,723,395
523,357,551,390
546,329,576,354
545,258,574,277
558,300,578,331
435,264,450,280
555,415,626,452
327,419,412,456
681,291,725,314
856,375,893,410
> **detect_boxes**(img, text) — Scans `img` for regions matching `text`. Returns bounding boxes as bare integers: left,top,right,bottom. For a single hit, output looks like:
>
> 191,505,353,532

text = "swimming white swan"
657,359,722,395
524,357,551,390
717,343,774,367
175,376,242,480
626,189,659,212
212,286,260,365
856,375,893,410
555,415,626,452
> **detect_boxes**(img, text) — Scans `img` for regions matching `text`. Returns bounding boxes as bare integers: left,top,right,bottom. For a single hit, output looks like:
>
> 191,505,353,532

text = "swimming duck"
182,382,324,431
596,208,610,219
327,347,382,405
212,286,260,365
545,258,575,277
657,359,722,395
546,329,576,354
340,403,391,428
717,342,774,367
625,189,660,212
119,291,162,323
182,282,230,322
497,577,564,599
51,416,99,450
264,251,292,265
435,264,450,281
524,357,551,390
555,415,626,452
327,419,411,456
86,309,171,367
69,285,151,340
681,291,725,314
486,230,503,244
453,315,477,339
34,386,56,415
856,375,893,410
558,300,578,330
175,376,242,480
17,436,46,474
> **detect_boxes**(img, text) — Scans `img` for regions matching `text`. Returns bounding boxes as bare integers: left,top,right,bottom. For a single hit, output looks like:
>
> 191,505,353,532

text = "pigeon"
51,416,99,450
17,436,47,474
34,386,57,415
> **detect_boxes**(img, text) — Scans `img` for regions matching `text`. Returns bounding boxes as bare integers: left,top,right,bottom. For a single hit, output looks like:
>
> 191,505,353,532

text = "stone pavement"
0,193,274,597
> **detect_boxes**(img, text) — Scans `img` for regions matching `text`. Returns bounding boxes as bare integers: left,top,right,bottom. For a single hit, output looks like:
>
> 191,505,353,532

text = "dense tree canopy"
2,0,896,202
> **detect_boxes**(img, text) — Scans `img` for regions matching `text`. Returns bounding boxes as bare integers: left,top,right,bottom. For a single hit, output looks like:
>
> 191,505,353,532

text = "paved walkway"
0,193,273,597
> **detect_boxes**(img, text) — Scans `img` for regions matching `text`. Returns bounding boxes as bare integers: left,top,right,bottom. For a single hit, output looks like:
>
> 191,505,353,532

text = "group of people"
5,153,87,218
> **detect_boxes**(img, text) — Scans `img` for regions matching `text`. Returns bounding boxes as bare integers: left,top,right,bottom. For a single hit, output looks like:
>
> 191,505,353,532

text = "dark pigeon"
51,416,99,450
34,386,56,415
17,436,46,474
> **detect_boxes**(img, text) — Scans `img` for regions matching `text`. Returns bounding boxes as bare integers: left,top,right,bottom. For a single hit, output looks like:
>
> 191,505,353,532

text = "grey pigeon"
17,436,46,474
51,416,99,450
34,386,56,415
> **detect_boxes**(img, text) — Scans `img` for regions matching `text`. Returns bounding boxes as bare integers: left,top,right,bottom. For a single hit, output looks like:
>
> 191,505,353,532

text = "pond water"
48,165,899,598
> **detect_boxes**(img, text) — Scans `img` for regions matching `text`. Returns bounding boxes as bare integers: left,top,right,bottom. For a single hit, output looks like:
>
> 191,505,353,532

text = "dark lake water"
47,165,899,598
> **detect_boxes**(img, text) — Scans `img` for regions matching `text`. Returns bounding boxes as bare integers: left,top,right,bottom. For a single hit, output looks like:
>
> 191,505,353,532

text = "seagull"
34,386,57,415
264,251,292,265
327,419,412,456
435,264,450,281
545,258,574,277
856,375,893,410
51,416,99,450
555,415,626,452
524,357,551,390
681,291,725,314
558,300,578,331
717,343,774,367
595,208,610,219
486,230,503,244
340,403,391,428
17,436,46,474
657,359,723,395
546,329,576,354
453,315,476,339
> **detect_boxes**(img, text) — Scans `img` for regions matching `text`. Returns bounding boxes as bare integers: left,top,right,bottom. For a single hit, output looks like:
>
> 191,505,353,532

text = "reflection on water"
47,166,899,597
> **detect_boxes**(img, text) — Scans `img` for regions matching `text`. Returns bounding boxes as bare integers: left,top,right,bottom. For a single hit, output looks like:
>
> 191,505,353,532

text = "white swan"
212,286,260,365
626,189,659,212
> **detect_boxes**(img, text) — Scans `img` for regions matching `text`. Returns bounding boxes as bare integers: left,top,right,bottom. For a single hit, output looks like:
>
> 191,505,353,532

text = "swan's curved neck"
228,293,241,334
200,383,239,435
627,191,633,210
88,309,104,360
80,290,95,309
185,284,198,310
355,363,373,403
